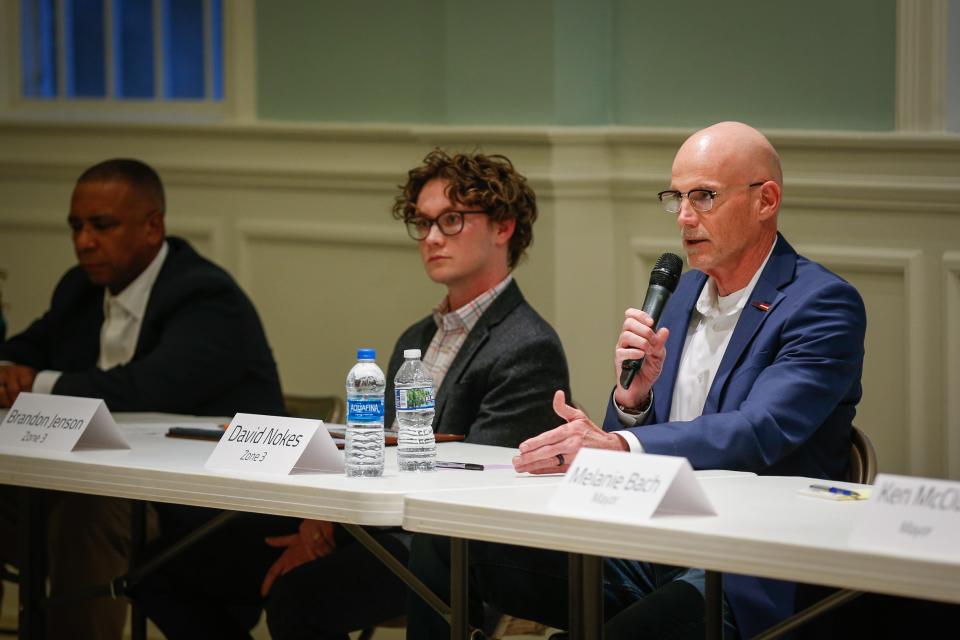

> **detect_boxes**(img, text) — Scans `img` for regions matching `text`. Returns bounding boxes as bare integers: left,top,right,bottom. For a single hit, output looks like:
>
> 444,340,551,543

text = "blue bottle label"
395,387,435,411
347,398,384,423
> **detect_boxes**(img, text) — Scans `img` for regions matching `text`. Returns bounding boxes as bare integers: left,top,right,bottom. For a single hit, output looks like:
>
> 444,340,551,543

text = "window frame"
0,0,255,124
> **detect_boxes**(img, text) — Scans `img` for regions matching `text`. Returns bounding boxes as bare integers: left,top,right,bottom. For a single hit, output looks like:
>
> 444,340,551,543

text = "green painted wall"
613,1,896,130
442,1,555,124
256,0,896,130
256,0,445,122
554,0,612,125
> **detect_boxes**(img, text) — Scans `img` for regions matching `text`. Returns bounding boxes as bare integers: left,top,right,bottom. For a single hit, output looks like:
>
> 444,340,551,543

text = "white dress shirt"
31,242,169,393
616,241,775,452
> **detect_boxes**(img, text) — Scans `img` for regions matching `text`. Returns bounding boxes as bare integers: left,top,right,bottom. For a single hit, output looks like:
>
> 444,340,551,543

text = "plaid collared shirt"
422,275,513,392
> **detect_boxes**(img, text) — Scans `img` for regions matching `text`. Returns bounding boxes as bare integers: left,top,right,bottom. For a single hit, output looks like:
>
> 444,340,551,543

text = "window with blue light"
20,0,223,101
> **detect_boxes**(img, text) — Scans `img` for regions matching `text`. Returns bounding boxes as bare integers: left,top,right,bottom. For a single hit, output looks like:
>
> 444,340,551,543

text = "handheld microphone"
619,252,683,390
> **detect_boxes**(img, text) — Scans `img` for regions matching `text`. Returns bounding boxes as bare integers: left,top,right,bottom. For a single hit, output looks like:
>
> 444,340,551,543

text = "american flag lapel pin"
751,301,771,312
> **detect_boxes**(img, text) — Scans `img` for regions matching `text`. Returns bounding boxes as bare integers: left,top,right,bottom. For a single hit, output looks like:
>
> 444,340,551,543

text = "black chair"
846,425,878,485
0,564,19,635
794,424,881,638
284,394,345,424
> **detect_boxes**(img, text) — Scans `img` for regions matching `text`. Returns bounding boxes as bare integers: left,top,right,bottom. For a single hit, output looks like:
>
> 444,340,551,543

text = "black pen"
436,460,484,471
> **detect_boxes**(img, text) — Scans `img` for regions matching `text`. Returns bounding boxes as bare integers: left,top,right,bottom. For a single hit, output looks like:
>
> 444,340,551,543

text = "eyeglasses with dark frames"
405,210,488,241
657,181,766,214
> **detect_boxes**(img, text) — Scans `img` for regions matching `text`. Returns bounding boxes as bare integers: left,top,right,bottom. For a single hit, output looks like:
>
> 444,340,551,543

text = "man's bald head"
675,121,783,189
670,122,783,295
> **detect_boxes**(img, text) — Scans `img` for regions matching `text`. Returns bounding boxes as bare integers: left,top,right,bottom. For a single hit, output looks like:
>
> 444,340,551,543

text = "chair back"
846,425,878,485
1,564,19,634
284,395,345,424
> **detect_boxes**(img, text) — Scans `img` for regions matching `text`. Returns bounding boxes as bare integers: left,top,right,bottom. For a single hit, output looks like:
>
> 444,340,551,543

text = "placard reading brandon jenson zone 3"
0,392,128,451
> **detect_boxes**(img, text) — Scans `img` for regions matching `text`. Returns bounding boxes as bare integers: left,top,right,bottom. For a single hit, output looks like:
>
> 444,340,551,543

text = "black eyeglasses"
405,210,487,240
657,182,766,214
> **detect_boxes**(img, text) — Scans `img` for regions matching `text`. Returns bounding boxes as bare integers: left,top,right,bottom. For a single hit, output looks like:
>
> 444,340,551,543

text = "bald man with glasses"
408,122,867,639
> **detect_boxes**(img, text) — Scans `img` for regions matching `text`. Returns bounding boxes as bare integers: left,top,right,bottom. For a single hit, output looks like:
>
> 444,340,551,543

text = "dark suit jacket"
602,234,866,637
384,280,570,448
0,237,284,417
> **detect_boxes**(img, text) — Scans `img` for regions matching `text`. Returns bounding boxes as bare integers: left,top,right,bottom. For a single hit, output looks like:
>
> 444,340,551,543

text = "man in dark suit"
0,158,285,640
409,122,867,639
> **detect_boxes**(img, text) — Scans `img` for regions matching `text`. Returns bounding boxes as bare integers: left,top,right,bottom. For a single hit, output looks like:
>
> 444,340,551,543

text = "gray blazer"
385,280,571,448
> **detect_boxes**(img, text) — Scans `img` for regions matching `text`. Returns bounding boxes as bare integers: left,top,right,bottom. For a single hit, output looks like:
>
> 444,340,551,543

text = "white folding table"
0,413,561,640
403,473,960,639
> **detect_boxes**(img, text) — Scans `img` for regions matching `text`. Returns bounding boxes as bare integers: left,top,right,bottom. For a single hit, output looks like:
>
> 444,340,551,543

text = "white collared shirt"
32,242,169,393
616,240,776,452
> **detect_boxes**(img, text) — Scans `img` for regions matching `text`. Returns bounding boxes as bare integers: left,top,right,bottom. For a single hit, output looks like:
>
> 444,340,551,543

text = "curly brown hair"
392,149,537,269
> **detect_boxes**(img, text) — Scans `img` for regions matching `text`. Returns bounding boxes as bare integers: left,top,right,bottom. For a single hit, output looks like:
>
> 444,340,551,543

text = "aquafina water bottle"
394,349,437,472
345,348,385,477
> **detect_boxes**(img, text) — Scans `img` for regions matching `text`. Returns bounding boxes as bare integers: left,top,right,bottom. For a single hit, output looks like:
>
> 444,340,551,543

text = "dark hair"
392,149,537,269
77,158,165,214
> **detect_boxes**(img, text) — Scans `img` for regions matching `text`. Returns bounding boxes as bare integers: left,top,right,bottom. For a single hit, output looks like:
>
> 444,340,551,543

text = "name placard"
548,449,715,522
848,473,960,560
0,392,128,451
204,413,343,475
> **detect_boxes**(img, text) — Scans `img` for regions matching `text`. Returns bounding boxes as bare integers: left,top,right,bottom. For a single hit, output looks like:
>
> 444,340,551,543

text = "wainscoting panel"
800,246,923,476
236,219,440,397
944,252,960,478
0,121,957,478
0,216,76,329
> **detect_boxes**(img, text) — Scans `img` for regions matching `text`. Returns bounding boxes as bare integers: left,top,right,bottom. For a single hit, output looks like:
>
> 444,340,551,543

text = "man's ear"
494,217,516,246
756,181,781,222
146,210,166,246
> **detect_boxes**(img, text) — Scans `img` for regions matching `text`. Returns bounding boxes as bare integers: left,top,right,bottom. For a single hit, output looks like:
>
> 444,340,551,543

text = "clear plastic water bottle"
345,348,385,477
394,348,437,472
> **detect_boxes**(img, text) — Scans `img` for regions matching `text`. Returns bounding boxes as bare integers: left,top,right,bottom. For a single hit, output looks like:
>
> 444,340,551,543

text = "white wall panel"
944,252,960,477
236,220,442,397
0,121,957,478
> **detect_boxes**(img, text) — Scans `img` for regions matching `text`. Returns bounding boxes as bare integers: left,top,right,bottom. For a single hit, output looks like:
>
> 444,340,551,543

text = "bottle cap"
357,348,376,360
403,348,422,359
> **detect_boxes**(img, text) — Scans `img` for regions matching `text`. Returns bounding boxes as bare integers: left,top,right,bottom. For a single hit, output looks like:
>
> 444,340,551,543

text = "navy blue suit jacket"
603,234,866,637
0,237,284,417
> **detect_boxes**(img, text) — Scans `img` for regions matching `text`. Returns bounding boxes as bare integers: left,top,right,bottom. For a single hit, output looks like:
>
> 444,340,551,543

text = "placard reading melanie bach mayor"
548,449,715,522
204,413,343,475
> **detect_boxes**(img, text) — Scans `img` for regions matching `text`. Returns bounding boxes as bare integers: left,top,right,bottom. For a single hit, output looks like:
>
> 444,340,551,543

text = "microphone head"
649,252,683,293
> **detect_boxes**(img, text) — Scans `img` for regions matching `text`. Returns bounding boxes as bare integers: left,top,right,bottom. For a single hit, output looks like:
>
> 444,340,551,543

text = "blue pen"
809,484,861,498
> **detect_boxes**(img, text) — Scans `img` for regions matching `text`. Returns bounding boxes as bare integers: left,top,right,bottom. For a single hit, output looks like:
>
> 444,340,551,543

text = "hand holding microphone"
619,253,683,390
